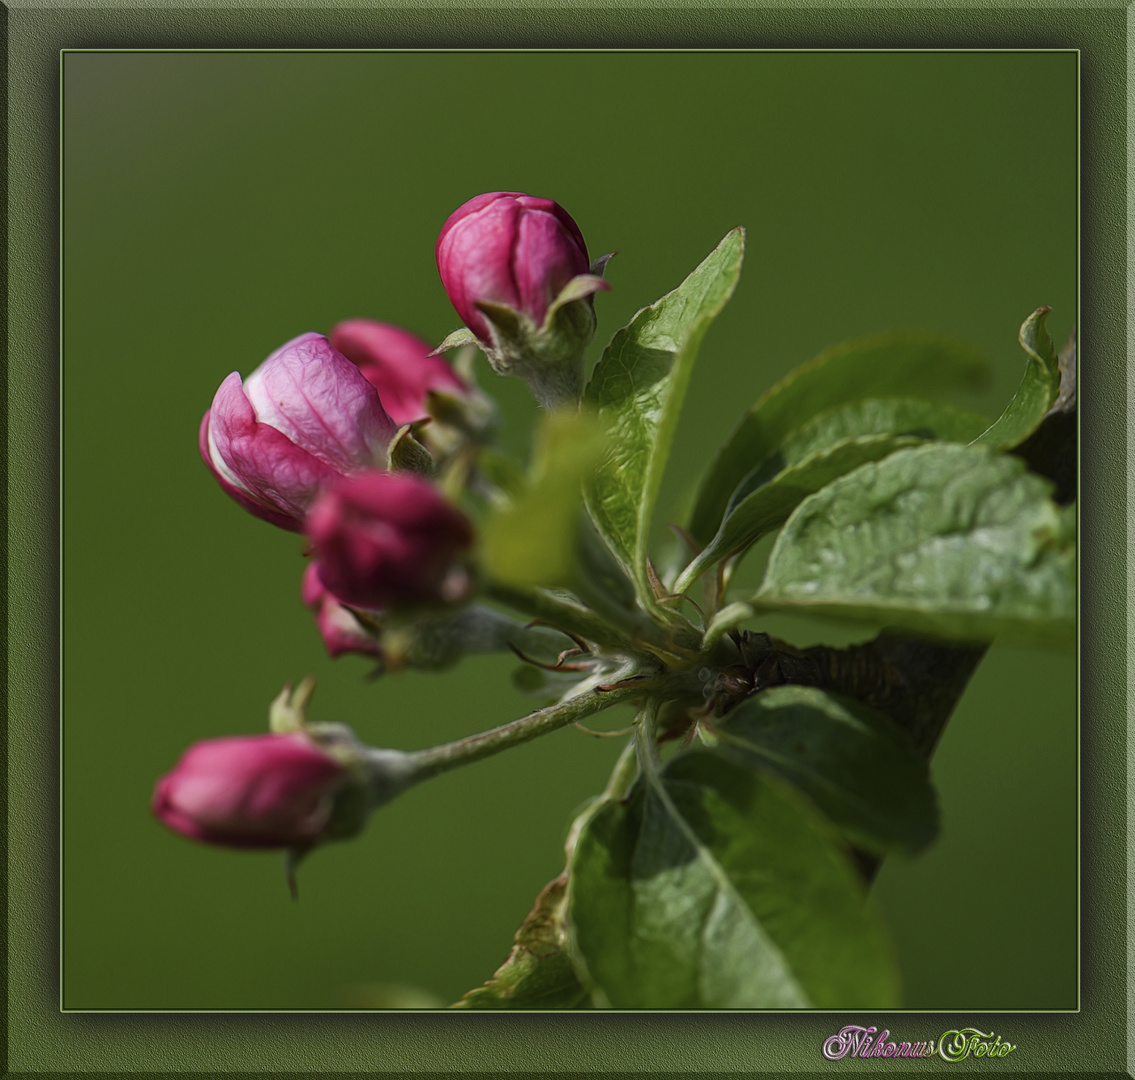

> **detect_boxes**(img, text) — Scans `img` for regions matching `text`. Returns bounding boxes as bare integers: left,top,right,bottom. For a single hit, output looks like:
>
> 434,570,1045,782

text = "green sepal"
431,327,480,356
545,273,609,317
386,423,436,476
268,676,317,733
475,298,527,345
473,277,605,409
589,252,615,278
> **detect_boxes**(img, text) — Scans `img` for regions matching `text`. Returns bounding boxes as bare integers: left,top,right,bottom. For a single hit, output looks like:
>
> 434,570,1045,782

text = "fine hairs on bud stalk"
435,191,610,408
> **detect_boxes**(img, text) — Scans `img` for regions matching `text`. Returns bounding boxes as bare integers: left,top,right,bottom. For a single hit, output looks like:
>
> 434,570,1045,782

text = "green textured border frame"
9,4,1127,1076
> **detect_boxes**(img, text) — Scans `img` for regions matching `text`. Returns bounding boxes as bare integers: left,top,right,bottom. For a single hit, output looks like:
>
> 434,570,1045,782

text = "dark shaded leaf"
715,685,938,855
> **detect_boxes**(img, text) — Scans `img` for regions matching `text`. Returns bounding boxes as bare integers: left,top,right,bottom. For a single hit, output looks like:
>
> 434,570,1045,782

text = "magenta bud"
306,471,474,610
329,319,467,427
435,193,609,408
200,333,398,531
152,732,347,849
301,562,384,661
436,192,592,344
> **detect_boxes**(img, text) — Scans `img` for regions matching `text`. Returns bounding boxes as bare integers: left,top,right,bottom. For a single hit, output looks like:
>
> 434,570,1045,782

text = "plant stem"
402,681,648,782
671,554,708,600
632,697,663,776
601,738,641,801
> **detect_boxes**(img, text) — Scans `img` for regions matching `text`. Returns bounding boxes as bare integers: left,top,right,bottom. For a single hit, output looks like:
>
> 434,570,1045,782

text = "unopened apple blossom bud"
306,471,474,610
437,192,590,341
151,732,349,849
435,192,610,408
301,562,384,661
200,333,398,531
330,319,468,427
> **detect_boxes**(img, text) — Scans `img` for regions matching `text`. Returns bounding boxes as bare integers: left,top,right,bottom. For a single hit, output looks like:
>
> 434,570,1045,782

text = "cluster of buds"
198,323,483,661
157,192,610,866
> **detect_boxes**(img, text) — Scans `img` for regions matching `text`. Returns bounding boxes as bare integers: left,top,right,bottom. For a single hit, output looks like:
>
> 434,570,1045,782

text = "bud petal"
201,333,398,530
301,562,384,660
436,192,591,344
330,319,467,427
152,732,347,849
305,471,474,610
435,193,604,408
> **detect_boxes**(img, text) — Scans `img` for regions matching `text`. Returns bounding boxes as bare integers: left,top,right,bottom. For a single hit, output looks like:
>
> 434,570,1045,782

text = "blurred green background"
62,50,1077,1011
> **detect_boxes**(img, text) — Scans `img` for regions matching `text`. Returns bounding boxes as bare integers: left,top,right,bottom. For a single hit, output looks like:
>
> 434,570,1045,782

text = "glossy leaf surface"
568,751,901,1008
755,443,1076,645
584,228,745,608
687,333,989,545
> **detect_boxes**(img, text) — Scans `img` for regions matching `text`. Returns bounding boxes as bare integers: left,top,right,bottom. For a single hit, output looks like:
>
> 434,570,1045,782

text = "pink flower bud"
301,562,384,660
200,333,398,531
436,192,591,343
152,732,346,849
329,319,467,427
306,471,474,609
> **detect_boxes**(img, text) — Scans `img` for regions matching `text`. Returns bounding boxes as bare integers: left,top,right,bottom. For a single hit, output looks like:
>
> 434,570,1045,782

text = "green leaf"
676,399,990,589
771,397,990,463
567,751,901,1008
678,435,918,591
755,442,1076,646
971,306,1061,450
480,410,605,589
687,332,990,545
452,874,590,1009
714,686,938,855
584,228,745,609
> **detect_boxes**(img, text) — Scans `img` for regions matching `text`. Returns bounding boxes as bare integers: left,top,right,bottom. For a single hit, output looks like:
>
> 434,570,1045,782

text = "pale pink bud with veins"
200,332,398,531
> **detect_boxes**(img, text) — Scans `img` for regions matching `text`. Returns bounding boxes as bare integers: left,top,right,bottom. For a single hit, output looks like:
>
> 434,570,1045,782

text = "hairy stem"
402,681,649,782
